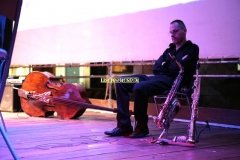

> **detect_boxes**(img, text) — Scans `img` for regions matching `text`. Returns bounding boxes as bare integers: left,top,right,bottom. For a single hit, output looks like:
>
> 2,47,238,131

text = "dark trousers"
115,74,174,128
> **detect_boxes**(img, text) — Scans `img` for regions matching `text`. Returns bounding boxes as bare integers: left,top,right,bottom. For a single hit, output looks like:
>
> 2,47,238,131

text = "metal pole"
0,125,19,160
196,75,240,78
108,62,113,108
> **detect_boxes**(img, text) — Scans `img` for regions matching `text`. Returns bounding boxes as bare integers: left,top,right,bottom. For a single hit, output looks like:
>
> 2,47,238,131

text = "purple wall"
12,0,240,65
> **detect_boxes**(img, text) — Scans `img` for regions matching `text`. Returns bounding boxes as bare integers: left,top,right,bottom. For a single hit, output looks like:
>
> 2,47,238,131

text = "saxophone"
187,61,201,144
151,61,202,147
152,54,183,138
155,68,183,130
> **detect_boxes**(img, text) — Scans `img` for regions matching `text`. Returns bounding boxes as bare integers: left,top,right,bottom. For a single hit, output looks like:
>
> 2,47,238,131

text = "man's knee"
133,83,147,96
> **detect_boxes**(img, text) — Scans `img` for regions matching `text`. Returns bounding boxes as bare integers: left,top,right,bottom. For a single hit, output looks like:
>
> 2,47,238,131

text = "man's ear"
183,28,187,34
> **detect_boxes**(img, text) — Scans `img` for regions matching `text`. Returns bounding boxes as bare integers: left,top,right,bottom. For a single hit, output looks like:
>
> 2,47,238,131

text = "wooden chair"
0,0,23,159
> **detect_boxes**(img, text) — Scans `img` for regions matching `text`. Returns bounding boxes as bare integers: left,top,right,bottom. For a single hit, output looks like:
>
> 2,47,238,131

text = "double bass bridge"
18,89,52,104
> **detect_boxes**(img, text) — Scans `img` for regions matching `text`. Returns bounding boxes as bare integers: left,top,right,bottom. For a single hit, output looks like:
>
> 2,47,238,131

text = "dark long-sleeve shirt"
153,40,199,86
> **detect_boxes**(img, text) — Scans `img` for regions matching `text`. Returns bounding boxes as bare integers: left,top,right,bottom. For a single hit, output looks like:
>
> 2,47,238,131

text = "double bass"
19,71,117,119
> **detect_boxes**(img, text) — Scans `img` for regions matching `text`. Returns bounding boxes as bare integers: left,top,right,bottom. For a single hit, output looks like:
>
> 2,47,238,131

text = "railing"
9,58,240,108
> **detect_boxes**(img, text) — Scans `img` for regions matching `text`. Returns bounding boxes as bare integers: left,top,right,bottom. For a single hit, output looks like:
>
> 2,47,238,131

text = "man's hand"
168,53,183,70
168,53,175,60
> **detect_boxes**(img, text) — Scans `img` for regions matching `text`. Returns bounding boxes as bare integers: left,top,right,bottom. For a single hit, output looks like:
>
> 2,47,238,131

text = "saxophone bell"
156,98,181,129
168,98,181,122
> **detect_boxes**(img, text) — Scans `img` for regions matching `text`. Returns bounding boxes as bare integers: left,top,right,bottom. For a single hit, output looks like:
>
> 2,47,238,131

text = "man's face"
169,22,186,45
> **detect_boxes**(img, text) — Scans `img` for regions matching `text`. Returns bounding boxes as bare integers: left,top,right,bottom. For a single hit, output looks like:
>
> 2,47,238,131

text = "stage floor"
1,110,240,160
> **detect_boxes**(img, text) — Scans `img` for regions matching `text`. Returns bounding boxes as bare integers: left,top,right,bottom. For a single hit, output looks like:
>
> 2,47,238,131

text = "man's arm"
180,44,199,69
179,44,199,88
152,49,170,75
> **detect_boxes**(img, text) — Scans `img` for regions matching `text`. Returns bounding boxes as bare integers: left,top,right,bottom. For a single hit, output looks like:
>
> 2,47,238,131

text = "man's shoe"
129,123,149,138
104,126,133,136
129,128,149,138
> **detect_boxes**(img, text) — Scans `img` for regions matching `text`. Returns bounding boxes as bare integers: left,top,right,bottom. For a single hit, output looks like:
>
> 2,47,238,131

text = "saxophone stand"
149,116,195,147
149,126,196,147
149,126,172,145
